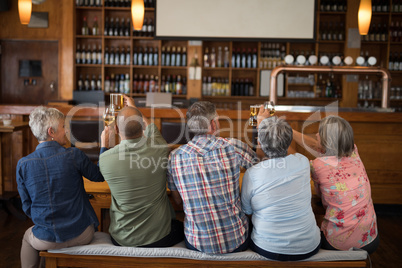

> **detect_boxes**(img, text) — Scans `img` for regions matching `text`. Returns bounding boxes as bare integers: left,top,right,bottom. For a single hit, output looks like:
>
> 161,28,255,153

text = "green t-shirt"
99,124,175,246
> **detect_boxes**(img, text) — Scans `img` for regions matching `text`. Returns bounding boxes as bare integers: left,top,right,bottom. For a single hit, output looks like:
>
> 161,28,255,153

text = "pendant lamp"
131,0,145,31
358,0,372,35
18,0,32,25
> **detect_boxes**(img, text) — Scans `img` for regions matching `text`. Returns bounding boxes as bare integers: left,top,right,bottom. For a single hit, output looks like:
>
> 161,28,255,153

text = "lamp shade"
358,0,372,35
131,0,145,31
18,0,32,25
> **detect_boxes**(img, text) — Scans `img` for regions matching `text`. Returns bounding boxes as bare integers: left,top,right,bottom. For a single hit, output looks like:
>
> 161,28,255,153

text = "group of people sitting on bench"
17,96,379,268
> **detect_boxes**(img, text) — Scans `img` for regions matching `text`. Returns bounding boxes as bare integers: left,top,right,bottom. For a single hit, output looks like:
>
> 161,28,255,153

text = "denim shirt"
16,141,104,243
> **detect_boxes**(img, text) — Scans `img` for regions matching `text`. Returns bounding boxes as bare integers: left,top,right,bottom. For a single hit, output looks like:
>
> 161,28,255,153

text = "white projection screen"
155,0,316,41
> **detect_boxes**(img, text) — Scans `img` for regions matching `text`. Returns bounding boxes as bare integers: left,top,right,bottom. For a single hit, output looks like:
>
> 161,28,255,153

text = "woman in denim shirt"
17,106,104,268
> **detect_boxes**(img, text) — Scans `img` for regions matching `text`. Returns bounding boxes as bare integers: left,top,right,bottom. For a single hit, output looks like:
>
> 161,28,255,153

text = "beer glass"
249,105,260,126
264,101,276,116
110,93,124,111
103,106,116,126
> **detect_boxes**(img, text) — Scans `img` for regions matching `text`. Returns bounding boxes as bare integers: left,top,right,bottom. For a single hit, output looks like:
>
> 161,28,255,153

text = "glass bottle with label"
92,16,99,36
82,16,89,35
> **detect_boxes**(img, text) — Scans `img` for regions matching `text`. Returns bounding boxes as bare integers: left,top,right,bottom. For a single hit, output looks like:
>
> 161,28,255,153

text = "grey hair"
186,101,216,135
319,115,354,157
258,116,293,159
29,106,65,141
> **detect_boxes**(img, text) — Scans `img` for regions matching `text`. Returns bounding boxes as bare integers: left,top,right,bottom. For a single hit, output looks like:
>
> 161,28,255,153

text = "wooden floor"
1,201,401,268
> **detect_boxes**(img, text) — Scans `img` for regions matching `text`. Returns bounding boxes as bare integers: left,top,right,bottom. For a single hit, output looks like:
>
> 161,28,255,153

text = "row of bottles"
392,0,402,12
388,51,402,70
77,74,102,91
133,47,158,66
202,77,230,96
315,74,342,98
81,16,100,36
203,47,230,68
231,79,255,96
390,86,402,99
362,23,388,42
319,0,347,12
231,48,258,69
104,73,130,93
104,46,131,65
319,22,345,41
76,0,103,7
161,46,187,66
390,21,402,42
372,0,390,12
104,17,130,36
133,18,155,37
132,74,159,93
260,43,285,69
160,75,187,95
358,76,383,99
76,44,102,64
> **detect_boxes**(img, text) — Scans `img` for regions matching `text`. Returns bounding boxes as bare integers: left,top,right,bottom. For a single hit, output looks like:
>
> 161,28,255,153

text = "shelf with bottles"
76,72,102,92
362,17,389,42
160,74,188,95
318,0,347,13
104,72,131,94
161,41,188,68
201,76,230,97
132,12,155,38
132,40,159,66
259,42,286,69
318,19,346,42
76,9,102,37
104,42,131,66
388,49,402,70
389,19,402,42
231,42,258,69
202,41,231,68
359,47,388,68
104,14,131,37
76,42,103,65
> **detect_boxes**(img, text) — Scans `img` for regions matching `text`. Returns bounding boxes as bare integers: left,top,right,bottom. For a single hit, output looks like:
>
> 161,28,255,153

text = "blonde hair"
319,116,354,157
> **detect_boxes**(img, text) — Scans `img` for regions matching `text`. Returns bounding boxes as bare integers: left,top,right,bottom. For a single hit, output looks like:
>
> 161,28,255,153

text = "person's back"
99,101,182,247
167,101,257,254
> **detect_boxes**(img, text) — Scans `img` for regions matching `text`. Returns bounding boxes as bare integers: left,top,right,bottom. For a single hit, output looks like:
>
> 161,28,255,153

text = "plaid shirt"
167,135,257,254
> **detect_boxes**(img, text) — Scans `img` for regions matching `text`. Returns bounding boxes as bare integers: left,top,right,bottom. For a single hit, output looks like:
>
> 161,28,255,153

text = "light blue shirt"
241,153,320,255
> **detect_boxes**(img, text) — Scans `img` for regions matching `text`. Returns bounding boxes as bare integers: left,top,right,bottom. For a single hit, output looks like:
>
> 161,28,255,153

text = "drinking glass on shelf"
249,105,261,126
103,106,116,126
264,101,276,116
110,93,124,111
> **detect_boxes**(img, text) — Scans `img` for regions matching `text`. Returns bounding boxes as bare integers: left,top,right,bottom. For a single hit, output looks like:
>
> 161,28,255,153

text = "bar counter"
1,104,401,204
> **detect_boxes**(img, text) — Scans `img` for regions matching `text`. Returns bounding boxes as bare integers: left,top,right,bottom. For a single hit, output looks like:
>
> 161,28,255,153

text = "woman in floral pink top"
293,116,379,254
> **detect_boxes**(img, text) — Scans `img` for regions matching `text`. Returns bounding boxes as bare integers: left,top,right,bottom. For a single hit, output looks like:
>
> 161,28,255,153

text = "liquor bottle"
110,74,115,93
182,76,187,95
232,48,236,67
252,48,257,68
81,16,89,35
114,47,120,65
108,18,114,36
141,18,148,37
182,47,187,66
133,74,138,93
143,47,148,66
210,47,216,68
149,75,155,92
154,76,159,93
86,45,91,64
90,75,96,90
217,46,223,67
109,47,115,65
114,74,120,92
120,47,126,65
77,74,83,91
164,75,170,93
124,73,130,94
176,46,182,67
133,47,138,65
223,46,229,67
138,47,143,65
204,47,210,67
161,46,166,66
76,44,81,64
97,75,102,91
170,75,176,94
80,44,85,64
165,46,171,66
114,18,120,36
124,18,130,36
171,46,176,66
154,47,159,66
97,45,102,64
92,16,99,36
241,48,246,68
104,46,109,65
148,19,154,37
119,18,125,36
91,45,97,64
236,48,241,68
84,74,90,90
126,47,131,65
176,75,183,95
160,75,166,93
246,48,252,68
143,74,149,93
104,17,109,36
381,23,387,42
375,23,381,41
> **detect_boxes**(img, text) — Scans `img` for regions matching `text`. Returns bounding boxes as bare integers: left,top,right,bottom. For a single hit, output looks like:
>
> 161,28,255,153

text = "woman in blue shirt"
17,106,104,268
241,109,320,261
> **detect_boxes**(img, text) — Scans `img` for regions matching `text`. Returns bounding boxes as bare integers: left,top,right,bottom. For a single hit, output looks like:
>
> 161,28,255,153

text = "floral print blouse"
311,145,378,250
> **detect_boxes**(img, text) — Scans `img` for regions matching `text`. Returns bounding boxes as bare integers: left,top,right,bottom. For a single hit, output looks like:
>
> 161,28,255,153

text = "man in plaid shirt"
167,101,257,254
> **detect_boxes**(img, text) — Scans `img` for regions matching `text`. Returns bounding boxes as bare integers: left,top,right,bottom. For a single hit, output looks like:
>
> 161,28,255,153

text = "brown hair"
318,116,354,157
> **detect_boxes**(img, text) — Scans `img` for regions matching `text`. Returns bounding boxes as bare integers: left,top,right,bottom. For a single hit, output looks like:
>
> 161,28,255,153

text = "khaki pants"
21,224,94,268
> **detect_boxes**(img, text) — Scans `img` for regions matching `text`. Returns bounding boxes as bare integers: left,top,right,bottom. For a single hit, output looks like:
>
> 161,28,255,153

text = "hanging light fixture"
18,0,32,25
131,0,145,31
358,0,372,35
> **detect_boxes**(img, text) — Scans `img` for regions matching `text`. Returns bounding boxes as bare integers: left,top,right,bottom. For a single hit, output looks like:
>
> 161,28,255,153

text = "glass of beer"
249,105,260,126
103,106,116,126
110,93,124,111
264,101,276,116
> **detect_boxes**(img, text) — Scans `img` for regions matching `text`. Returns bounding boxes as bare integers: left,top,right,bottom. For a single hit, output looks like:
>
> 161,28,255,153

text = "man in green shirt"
99,96,183,247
